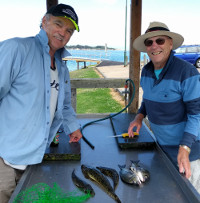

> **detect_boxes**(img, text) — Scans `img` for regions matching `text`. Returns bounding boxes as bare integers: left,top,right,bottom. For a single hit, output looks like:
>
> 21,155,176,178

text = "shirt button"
47,106,49,109
47,122,49,125
47,90,49,93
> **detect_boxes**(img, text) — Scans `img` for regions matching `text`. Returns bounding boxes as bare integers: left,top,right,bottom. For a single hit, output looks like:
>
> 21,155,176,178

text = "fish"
129,160,145,182
96,166,119,190
129,160,150,182
72,169,95,196
130,160,150,182
118,164,142,186
81,164,121,203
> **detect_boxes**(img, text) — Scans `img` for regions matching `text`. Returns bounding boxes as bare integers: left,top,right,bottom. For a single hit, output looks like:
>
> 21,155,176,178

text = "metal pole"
124,0,128,67
46,0,58,11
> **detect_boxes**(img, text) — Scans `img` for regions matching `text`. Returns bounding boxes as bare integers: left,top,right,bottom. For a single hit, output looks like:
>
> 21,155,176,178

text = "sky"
0,0,199,50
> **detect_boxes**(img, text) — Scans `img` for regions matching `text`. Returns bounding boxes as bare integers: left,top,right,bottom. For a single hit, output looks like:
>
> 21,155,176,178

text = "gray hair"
40,13,52,28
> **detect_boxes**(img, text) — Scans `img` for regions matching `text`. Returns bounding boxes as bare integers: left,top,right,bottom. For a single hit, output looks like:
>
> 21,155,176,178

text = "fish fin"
130,160,140,165
71,169,76,179
118,164,126,169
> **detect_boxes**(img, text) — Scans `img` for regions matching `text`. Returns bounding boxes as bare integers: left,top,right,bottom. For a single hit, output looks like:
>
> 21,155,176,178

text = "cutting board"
44,131,81,161
110,113,155,149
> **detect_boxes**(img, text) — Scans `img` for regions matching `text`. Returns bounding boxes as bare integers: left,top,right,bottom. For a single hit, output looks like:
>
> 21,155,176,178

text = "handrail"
70,78,127,112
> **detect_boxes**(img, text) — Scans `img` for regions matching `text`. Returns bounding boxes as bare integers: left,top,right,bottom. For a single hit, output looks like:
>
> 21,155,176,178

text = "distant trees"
65,44,115,50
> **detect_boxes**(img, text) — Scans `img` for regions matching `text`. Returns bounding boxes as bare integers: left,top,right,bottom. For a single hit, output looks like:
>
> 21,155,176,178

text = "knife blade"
109,132,139,138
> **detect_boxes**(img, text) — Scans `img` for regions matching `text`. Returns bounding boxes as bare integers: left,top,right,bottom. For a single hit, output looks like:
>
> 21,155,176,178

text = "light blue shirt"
154,68,163,79
0,29,80,165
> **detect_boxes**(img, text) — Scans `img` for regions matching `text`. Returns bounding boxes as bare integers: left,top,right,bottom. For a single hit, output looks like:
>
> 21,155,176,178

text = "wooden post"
128,0,142,113
46,0,58,11
71,88,77,112
84,62,86,68
77,62,80,70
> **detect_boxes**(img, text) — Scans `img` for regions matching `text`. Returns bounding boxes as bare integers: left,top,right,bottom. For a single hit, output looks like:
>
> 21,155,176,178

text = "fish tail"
71,169,77,182
118,164,126,169
114,183,118,191
112,193,121,203
107,190,121,203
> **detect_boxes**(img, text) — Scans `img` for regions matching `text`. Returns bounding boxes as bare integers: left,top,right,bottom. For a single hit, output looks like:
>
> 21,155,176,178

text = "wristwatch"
179,145,191,154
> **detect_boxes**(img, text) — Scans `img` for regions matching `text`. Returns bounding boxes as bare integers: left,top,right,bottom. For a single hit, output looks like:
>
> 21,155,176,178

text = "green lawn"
70,67,123,114
70,67,99,79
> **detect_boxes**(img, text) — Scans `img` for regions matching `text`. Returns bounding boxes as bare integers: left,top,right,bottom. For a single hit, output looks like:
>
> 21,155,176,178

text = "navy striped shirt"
139,51,200,162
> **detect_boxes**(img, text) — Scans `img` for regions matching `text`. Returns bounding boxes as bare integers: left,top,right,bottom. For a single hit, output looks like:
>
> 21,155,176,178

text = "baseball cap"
47,4,79,32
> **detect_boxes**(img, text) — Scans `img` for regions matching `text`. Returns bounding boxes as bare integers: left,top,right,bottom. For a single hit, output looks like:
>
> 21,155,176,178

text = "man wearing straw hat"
128,21,200,193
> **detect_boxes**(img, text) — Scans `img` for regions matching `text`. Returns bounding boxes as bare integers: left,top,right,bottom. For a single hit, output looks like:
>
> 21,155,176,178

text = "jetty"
63,57,101,69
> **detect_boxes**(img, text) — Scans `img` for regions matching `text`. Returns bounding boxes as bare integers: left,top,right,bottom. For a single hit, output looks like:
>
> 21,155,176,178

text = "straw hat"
133,21,184,52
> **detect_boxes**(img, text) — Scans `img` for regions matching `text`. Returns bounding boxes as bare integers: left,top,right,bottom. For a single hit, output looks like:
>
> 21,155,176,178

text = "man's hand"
128,113,144,137
69,129,82,143
177,146,191,178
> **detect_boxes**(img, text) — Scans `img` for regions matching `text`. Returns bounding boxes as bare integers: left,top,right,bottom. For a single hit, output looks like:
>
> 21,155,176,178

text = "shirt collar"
145,51,174,84
158,51,174,79
146,51,174,74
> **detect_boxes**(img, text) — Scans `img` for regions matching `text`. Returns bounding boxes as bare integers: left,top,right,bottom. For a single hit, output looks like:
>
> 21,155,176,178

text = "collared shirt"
0,29,80,165
138,51,200,162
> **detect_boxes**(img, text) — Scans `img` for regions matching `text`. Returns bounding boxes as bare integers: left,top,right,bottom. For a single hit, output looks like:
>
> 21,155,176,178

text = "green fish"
96,166,119,190
72,169,95,196
81,164,121,203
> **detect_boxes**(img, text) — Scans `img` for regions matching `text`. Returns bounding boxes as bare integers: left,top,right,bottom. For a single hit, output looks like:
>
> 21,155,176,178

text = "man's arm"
128,113,144,137
68,129,82,143
177,146,191,178
62,63,82,140
178,66,200,178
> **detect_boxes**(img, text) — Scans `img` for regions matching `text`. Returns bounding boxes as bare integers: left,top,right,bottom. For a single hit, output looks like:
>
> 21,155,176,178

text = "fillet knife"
109,132,139,138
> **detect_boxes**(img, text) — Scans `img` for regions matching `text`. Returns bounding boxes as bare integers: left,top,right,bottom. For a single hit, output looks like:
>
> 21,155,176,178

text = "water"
65,49,147,72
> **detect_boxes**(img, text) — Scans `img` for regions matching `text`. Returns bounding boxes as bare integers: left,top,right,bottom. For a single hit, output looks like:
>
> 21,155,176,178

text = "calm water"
65,49,147,72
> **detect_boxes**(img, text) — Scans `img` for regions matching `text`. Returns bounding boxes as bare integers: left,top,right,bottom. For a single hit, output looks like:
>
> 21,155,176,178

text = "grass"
70,67,99,78
70,67,123,114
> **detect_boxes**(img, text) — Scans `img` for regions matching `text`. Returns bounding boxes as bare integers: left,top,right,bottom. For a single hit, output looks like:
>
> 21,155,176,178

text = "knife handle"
122,132,139,137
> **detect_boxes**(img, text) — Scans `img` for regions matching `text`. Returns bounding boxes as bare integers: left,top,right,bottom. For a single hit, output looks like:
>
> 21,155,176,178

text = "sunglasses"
144,38,166,47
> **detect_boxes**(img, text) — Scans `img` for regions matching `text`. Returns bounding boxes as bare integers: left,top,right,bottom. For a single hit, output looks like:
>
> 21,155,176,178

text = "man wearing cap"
0,4,82,202
128,22,200,193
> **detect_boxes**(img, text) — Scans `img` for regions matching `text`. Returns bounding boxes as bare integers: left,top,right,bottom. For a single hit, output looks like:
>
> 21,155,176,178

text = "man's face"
145,35,173,69
42,15,75,53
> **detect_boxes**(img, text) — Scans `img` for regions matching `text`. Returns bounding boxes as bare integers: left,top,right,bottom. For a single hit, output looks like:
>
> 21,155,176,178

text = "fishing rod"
81,78,135,149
